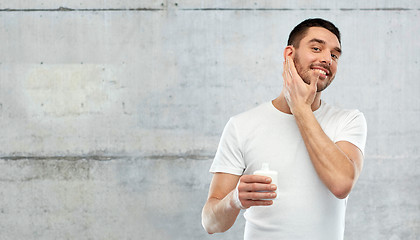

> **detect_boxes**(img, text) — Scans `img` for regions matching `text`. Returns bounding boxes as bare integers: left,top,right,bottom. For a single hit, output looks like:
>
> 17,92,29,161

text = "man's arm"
283,56,363,199
293,110,363,199
202,173,276,234
202,173,241,234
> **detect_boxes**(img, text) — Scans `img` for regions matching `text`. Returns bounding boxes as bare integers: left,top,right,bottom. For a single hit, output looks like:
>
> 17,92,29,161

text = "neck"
272,90,322,114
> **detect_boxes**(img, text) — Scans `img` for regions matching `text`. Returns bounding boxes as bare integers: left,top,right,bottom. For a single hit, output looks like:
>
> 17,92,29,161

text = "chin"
317,82,332,92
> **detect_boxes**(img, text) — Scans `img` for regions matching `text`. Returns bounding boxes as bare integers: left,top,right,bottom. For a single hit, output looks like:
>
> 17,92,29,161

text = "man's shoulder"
320,101,364,119
319,101,366,130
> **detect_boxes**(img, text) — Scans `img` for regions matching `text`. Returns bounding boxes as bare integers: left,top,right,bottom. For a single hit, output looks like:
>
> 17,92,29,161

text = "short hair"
287,18,341,48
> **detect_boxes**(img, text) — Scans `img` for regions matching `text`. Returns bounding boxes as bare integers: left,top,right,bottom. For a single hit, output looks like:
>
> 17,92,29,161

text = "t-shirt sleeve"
334,110,367,155
209,118,246,175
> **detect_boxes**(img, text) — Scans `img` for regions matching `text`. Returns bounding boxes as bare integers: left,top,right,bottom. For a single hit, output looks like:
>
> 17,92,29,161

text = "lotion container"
253,163,278,199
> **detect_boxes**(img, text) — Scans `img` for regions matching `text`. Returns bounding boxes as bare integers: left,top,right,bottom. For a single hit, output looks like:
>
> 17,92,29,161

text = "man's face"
292,27,342,92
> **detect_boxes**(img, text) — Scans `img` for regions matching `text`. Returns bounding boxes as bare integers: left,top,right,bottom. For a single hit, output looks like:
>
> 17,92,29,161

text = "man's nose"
320,52,332,65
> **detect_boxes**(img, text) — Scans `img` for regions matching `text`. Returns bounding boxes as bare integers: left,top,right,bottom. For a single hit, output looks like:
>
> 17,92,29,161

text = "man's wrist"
291,104,313,117
230,184,247,210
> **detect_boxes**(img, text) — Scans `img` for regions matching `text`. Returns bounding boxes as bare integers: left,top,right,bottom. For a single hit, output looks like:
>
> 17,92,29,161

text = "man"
201,18,367,240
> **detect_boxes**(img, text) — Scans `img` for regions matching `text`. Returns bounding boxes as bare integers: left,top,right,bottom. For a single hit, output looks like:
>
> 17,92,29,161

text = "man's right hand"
234,175,277,209
202,173,277,234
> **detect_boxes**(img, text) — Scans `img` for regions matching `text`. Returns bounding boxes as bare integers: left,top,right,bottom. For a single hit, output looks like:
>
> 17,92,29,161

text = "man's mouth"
311,67,329,78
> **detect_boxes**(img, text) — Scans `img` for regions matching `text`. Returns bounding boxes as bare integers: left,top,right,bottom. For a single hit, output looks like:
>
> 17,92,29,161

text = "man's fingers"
311,73,320,91
240,200,273,209
283,61,291,86
240,174,272,184
282,69,290,90
241,199,274,208
286,57,290,76
236,175,277,208
239,191,277,200
239,182,277,192
238,175,277,193
286,56,298,79
283,60,293,98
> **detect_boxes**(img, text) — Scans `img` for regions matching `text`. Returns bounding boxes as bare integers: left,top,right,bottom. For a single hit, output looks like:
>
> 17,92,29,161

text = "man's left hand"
282,56,319,114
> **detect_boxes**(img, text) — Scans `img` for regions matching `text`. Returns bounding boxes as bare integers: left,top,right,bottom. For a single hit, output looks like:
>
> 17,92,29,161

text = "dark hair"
287,18,341,48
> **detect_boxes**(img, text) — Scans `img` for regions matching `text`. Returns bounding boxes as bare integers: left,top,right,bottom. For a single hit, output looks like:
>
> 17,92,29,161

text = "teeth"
313,69,327,75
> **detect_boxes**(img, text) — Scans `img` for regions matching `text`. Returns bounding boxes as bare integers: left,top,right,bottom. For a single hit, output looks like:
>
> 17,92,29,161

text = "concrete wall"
0,1,418,239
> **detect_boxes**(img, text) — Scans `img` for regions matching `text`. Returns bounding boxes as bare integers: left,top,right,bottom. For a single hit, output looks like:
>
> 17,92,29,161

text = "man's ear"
283,45,295,60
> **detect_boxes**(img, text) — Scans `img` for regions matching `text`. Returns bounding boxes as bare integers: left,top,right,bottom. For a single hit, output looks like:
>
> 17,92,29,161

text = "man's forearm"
293,107,357,198
202,190,241,234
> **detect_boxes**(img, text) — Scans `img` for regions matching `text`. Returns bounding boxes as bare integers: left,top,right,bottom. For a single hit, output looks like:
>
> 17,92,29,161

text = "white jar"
253,163,278,200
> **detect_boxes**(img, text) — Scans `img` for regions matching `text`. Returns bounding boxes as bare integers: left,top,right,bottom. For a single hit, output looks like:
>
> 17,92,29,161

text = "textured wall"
0,1,419,239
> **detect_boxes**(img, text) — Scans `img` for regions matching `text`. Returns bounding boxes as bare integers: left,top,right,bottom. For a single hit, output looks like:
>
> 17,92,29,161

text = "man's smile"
310,66,330,79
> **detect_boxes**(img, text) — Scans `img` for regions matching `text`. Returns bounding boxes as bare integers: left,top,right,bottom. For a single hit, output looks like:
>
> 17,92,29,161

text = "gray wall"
0,1,419,239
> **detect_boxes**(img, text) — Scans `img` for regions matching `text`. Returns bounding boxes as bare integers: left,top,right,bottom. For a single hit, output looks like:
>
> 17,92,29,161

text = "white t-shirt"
210,101,367,240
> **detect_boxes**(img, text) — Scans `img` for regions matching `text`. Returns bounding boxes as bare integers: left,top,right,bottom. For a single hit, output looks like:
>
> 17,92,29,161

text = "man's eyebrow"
334,46,342,54
309,38,326,45
309,38,342,54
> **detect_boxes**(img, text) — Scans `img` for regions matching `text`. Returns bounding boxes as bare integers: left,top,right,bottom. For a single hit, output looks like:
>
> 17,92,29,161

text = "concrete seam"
0,7,164,12
0,155,213,161
180,8,417,11
0,7,418,12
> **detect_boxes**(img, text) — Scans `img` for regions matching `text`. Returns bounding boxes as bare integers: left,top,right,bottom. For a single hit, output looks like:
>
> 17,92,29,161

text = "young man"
201,18,367,240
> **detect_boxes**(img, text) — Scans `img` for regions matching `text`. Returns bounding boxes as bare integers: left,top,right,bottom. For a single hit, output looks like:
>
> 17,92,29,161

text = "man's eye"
312,47,320,51
331,54,339,60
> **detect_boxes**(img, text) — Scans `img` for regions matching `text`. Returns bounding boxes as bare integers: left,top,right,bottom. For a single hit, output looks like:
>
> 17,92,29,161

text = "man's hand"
202,173,277,233
234,175,277,209
283,56,319,114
